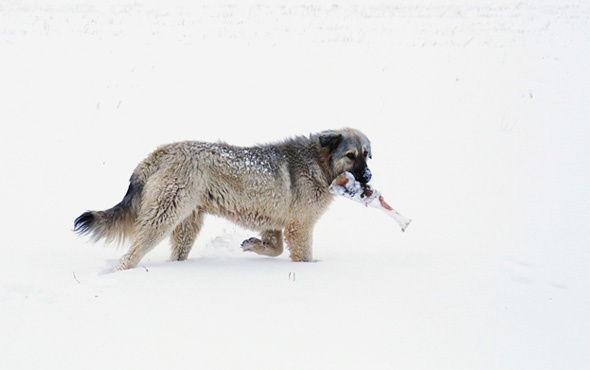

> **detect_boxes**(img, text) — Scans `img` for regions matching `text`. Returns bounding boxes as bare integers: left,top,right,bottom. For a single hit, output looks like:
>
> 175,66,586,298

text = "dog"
74,128,372,270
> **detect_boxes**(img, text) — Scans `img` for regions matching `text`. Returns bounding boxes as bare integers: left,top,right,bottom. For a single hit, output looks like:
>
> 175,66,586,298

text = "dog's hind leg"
170,210,203,262
115,224,170,271
241,229,284,257
114,176,196,271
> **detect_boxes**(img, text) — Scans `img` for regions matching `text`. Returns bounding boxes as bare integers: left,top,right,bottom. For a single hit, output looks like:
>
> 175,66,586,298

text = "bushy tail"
74,147,165,245
74,177,144,245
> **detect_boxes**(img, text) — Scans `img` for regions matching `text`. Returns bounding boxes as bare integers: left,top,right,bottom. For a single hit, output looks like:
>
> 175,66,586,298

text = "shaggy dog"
75,128,372,270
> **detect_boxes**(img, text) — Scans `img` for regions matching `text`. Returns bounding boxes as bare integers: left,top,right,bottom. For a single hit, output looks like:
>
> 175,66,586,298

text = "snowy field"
1,0,589,368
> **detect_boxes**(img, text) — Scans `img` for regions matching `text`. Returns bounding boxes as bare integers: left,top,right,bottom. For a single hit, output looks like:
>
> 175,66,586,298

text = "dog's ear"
319,132,343,151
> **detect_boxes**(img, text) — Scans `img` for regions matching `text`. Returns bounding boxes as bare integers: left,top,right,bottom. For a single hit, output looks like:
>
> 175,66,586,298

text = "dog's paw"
289,253,316,263
112,263,129,272
112,256,134,272
241,237,263,252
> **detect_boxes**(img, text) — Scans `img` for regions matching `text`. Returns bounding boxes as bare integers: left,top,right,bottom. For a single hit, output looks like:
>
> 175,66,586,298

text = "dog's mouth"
338,168,371,185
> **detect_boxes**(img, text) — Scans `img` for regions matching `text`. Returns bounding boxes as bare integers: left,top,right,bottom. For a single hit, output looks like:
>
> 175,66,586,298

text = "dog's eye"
363,151,368,158
346,153,356,160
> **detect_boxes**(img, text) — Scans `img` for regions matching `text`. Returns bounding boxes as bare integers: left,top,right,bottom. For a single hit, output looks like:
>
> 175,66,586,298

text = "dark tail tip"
74,211,95,235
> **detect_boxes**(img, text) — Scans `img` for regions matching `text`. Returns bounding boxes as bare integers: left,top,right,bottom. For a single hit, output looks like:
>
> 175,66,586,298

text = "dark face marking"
349,152,371,184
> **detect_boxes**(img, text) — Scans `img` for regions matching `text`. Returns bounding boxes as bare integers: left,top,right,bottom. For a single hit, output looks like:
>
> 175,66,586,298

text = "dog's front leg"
285,222,313,262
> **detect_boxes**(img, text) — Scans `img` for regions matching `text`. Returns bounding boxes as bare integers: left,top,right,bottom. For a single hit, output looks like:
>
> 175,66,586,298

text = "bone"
329,172,412,232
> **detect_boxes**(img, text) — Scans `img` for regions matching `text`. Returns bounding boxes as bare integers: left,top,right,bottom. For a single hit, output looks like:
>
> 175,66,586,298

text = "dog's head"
318,128,372,184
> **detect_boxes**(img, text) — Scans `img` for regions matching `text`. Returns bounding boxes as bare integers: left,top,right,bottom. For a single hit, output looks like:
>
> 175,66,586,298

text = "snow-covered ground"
1,0,589,368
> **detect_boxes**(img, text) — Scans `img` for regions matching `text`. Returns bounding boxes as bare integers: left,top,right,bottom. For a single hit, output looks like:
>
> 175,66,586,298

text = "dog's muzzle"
354,167,372,184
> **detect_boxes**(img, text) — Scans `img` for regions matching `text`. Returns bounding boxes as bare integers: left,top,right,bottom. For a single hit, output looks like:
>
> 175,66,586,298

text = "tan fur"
75,128,372,270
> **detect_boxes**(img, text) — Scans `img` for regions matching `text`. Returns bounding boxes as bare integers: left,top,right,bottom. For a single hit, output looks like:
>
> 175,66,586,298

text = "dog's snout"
354,167,372,184
362,167,372,183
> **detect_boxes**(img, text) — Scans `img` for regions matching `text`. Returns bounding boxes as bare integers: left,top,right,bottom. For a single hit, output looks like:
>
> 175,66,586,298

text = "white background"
1,0,589,368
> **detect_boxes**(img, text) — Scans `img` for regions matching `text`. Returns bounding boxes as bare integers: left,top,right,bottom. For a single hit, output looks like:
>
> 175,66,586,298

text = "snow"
1,0,589,369
208,142,283,176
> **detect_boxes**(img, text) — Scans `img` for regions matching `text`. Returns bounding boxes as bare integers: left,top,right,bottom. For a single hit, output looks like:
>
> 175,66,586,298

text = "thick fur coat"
75,128,372,270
